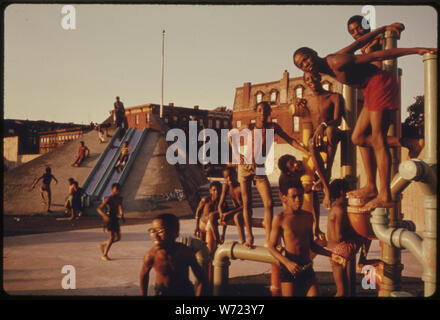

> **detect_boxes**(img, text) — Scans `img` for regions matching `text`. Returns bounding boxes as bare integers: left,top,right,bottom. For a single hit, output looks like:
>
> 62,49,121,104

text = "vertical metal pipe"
341,85,358,189
422,53,437,297
160,30,165,119
378,29,402,297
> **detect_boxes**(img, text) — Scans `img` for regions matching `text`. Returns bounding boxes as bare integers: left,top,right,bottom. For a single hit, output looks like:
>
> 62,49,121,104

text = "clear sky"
4,4,437,124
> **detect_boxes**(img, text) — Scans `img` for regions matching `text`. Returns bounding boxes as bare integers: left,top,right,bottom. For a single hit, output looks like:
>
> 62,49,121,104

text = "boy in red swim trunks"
327,179,362,297
293,22,436,210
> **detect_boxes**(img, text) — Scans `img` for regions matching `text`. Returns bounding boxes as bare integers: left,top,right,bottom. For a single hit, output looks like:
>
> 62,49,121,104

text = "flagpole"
160,30,165,119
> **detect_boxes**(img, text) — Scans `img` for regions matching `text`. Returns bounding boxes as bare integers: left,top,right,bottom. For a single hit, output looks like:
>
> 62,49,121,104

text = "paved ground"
2,206,424,297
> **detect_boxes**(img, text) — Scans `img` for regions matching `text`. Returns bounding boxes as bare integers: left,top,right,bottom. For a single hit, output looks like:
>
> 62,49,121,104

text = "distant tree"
402,95,424,139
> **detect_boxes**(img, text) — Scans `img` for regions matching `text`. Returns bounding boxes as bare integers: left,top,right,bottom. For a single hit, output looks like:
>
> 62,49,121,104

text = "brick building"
232,70,342,140
111,103,232,132
232,70,343,183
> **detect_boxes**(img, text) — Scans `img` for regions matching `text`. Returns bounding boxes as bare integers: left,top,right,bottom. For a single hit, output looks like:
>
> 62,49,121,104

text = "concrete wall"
4,136,41,170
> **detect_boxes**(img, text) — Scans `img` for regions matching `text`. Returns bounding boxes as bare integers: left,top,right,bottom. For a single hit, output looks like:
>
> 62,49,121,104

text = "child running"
97,183,125,261
31,167,58,213
140,213,207,296
327,179,362,296
268,179,341,297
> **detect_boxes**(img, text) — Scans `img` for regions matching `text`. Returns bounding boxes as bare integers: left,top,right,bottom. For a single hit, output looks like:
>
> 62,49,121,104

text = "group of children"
30,17,435,297
146,17,434,297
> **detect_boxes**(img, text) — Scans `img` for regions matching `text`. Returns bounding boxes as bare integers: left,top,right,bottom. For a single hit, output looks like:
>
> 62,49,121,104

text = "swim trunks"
329,240,359,267
362,70,399,112
279,251,315,284
238,164,269,183
105,216,120,233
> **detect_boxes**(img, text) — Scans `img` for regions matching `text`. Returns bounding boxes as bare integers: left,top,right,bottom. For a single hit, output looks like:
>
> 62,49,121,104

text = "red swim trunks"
329,241,359,267
362,70,399,111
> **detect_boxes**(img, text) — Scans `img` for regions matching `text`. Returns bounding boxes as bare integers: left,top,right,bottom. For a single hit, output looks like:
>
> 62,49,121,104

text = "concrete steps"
198,183,324,209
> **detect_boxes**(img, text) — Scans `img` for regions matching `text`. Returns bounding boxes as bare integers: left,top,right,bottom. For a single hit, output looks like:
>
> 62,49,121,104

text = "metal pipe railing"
371,53,437,297
212,242,279,296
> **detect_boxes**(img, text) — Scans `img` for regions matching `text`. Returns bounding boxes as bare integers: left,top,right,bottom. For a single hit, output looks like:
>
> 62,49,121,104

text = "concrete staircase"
198,183,324,209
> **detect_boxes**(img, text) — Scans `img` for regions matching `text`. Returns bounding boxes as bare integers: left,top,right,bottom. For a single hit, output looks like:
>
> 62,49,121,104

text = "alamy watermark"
61,5,76,30
165,121,275,175
361,264,376,290
61,265,76,289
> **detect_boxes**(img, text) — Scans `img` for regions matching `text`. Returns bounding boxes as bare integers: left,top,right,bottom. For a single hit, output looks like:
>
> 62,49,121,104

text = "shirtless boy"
278,155,322,238
31,167,58,213
114,141,132,172
298,71,344,209
72,141,90,167
327,179,362,297
194,181,224,254
97,183,125,261
140,213,207,296
65,178,77,220
217,167,245,244
231,101,310,248
293,23,436,210
268,179,339,297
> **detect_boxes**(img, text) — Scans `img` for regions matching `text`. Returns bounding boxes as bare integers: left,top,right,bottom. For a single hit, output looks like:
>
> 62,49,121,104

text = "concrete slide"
82,127,148,207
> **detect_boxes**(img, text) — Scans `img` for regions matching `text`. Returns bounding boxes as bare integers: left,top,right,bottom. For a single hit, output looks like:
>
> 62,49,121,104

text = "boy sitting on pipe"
217,167,245,244
293,23,436,211
268,179,342,297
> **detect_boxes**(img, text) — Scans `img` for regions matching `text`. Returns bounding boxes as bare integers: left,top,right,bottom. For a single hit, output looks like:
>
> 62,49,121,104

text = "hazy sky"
4,4,437,124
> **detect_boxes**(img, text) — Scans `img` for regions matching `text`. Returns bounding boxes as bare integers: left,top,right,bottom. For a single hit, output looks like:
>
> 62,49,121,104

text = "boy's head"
293,47,319,73
45,167,51,173
347,15,370,39
68,177,75,184
222,167,237,184
111,183,121,195
278,154,302,173
279,179,304,211
329,179,349,200
123,141,128,147
209,181,222,201
254,101,271,125
303,71,323,91
150,213,179,246
80,141,84,146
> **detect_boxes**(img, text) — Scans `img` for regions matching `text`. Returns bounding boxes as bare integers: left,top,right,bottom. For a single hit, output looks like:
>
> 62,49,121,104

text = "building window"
251,119,256,124
173,115,178,123
216,119,221,129
223,120,229,128
135,114,139,125
236,120,241,128
199,118,204,127
164,117,169,123
146,113,150,123
208,119,213,128
293,116,300,132
270,91,277,103
272,118,277,123
295,86,304,98
256,92,263,104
